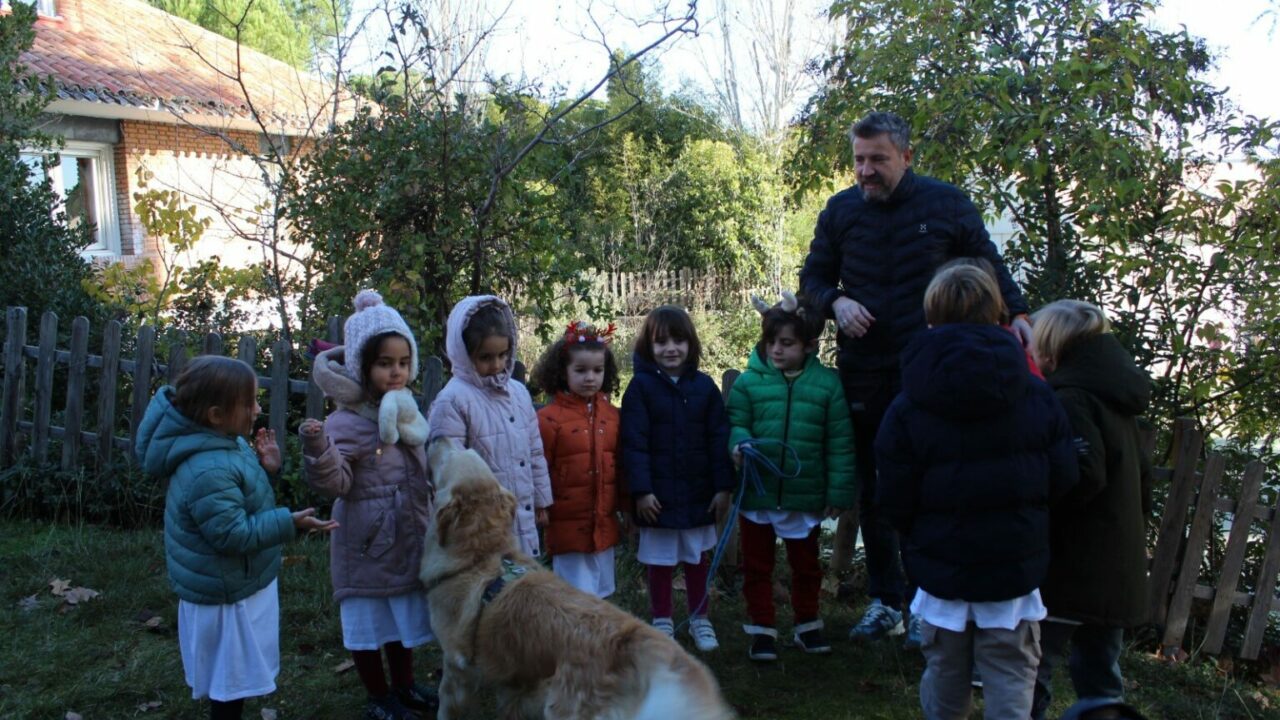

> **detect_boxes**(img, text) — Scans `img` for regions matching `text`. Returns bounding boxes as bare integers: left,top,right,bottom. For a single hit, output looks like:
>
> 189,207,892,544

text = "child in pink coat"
427,295,552,556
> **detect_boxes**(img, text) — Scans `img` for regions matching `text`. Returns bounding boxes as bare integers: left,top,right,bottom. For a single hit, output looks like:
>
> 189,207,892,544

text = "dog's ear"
435,492,463,548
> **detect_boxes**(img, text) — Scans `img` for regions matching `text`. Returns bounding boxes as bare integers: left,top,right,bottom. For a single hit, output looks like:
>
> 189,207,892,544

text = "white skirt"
339,590,434,650
637,525,717,566
178,580,279,702
553,547,617,598
739,509,823,540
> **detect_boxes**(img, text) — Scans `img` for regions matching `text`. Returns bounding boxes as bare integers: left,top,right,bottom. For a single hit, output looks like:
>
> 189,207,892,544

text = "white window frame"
20,140,122,259
1,1,58,17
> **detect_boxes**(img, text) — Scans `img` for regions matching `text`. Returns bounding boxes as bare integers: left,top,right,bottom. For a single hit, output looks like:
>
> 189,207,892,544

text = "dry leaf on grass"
137,700,162,711
49,578,71,596
260,709,278,720
144,616,163,629
282,555,307,567
334,659,356,674
62,587,100,605
17,594,39,612
1251,691,1272,710
64,713,82,720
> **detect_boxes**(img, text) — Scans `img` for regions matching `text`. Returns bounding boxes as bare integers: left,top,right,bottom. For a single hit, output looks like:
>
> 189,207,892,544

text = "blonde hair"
924,264,1003,326
1031,300,1111,373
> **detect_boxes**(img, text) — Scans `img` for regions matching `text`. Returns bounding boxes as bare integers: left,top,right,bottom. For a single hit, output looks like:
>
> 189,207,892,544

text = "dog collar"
481,556,528,604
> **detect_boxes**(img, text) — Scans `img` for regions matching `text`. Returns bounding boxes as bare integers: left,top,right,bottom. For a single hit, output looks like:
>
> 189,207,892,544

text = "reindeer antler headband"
563,320,617,347
751,290,803,316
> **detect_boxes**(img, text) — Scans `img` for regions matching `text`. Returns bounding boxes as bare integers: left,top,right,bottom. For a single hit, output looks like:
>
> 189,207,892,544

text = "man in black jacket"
799,111,1032,647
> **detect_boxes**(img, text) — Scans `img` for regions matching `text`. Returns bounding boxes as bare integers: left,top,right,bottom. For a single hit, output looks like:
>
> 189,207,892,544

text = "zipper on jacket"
778,377,795,509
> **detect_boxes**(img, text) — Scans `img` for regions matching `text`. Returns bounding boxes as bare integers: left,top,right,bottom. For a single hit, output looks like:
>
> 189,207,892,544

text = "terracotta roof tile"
19,0,358,133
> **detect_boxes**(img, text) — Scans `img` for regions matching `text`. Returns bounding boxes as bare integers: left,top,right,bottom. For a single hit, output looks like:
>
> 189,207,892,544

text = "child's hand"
254,428,282,474
707,490,731,520
535,507,549,527
636,494,662,524
292,507,339,532
298,418,325,453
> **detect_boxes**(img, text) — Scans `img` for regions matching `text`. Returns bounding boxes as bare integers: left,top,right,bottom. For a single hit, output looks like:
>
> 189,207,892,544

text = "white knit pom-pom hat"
342,289,419,385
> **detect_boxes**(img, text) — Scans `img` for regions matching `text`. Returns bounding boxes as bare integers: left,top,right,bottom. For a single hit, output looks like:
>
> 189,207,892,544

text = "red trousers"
739,515,822,627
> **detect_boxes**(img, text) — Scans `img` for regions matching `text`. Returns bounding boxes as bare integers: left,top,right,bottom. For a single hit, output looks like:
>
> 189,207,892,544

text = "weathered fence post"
33,311,58,464
96,320,122,466
1161,453,1227,655
203,332,223,356
129,325,156,458
1148,418,1204,625
61,316,89,471
1242,496,1280,659
270,338,289,448
0,306,28,468
420,355,445,413
1203,462,1266,653
166,329,188,384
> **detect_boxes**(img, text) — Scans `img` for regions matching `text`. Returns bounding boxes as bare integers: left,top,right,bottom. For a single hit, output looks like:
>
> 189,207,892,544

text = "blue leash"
675,439,801,632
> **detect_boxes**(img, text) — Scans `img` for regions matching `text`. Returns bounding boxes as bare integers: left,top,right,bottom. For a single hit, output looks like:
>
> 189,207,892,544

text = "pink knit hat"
342,289,419,385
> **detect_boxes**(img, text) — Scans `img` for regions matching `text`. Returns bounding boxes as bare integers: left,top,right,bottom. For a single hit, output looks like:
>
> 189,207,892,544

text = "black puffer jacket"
1042,332,1152,626
875,324,1078,602
800,170,1028,372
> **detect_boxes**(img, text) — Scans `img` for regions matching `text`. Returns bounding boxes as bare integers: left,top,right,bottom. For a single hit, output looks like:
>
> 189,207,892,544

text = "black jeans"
1031,620,1126,720
838,366,909,610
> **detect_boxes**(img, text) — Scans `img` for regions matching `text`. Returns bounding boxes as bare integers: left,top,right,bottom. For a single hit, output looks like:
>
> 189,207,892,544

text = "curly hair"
531,339,620,399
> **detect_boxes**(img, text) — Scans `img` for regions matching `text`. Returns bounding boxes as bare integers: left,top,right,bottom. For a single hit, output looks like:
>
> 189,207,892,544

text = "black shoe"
744,624,779,662
395,682,439,714
363,693,410,720
793,619,831,654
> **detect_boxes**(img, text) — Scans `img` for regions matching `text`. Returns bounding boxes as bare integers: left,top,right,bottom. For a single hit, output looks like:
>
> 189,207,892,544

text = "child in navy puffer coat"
620,305,734,653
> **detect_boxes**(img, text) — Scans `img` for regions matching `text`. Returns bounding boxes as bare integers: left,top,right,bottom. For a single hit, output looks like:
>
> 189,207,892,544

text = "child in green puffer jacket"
136,356,337,720
726,291,856,662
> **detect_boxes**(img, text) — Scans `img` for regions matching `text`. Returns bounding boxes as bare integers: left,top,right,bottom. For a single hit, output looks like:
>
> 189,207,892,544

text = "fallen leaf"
134,609,159,623
1251,691,1272,710
282,555,307,567
1157,645,1189,664
17,594,39,612
62,587,100,605
260,709,278,720
137,700,162,711
144,616,163,629
820,575,840,597
672,576,686,592
64,713,82,720
49,578,71,596
334,659,355,674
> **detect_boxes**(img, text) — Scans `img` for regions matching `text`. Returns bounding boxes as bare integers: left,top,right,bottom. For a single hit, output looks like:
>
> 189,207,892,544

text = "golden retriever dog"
421,438,735,720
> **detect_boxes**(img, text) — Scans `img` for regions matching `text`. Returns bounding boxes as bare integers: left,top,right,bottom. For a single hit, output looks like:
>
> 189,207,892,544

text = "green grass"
0,520,1275,719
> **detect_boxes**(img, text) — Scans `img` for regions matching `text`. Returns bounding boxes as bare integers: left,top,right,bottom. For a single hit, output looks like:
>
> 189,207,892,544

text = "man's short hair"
849,111,911,152
924,265,1003,326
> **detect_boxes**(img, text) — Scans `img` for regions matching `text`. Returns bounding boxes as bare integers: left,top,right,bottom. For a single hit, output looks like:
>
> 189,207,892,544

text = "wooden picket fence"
587,269,747,314
1149,418,1280,660
0,307,444,473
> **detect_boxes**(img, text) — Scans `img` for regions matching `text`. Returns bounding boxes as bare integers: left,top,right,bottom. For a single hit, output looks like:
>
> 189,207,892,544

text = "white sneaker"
652,617,675,637
688,617,719,652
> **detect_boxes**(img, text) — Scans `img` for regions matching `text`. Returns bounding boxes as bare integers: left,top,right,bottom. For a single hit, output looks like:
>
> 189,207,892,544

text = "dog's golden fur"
422,438,735,720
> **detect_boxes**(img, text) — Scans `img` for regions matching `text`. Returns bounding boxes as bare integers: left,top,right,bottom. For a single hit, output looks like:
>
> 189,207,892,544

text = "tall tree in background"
148,0,347,69
795,0,1279,446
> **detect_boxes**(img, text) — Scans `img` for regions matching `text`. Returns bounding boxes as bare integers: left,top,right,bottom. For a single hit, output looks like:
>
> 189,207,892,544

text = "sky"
346,0,1279,124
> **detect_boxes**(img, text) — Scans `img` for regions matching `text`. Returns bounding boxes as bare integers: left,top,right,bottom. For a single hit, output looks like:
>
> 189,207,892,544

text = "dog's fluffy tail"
633,664,734,720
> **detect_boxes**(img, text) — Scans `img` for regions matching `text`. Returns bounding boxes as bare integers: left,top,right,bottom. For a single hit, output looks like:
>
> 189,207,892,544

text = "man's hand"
833,297,875,338
635,494,662,524
1010,314,1033,348
254,428,282,474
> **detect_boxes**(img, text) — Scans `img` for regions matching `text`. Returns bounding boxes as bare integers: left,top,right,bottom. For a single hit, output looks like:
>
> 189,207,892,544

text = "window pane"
62,156,98,232
18,153,45,185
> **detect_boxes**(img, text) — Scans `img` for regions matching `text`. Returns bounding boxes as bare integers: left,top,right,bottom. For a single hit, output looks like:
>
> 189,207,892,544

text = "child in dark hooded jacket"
876,265,1078,720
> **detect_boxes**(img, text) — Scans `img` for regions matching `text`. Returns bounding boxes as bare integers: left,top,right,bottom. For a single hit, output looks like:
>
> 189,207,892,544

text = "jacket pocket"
362,490,399,559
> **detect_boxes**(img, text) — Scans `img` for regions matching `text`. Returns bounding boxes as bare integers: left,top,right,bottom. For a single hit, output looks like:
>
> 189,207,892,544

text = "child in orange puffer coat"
532,321,624,598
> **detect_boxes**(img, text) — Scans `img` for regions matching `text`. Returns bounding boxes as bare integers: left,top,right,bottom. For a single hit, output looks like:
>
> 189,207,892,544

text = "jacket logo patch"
919,223,928,234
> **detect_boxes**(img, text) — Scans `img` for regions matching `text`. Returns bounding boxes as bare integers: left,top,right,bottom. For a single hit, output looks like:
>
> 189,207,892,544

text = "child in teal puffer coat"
136,356,336,720
726,292,856,662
